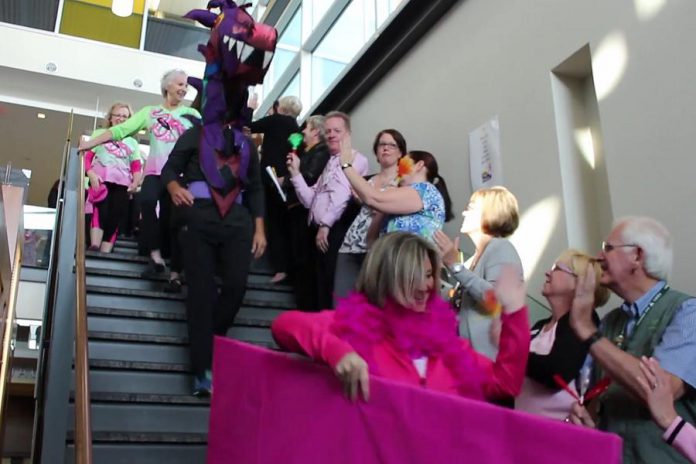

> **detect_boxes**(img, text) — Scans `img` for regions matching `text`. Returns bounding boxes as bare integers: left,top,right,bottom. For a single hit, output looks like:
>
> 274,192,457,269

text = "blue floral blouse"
386,182,445,240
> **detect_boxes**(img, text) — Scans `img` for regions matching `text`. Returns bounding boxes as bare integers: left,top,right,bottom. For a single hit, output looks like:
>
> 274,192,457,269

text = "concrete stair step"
65,443,207,463
86,284,295,309
68,403,209,435
85,267,294,294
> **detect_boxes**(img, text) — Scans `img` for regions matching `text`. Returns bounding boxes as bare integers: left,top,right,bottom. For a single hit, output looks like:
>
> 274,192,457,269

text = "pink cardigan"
271,303,529,401
664,417,696,463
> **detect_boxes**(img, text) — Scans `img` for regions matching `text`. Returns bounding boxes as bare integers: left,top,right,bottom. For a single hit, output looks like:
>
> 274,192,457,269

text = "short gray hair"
306,115,326,141
355,232,440,308
278,96,302,118
160,69,187,98
616,216,672,281
324,110,351,132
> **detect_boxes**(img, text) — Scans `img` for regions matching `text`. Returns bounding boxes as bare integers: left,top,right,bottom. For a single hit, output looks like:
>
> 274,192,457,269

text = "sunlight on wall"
592,32,628,101
634,0,667,21
574,127,596,169
509,195,562,280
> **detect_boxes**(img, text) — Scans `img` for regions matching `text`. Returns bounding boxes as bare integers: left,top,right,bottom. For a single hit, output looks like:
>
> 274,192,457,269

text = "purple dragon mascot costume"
161,1,277,396
184,0,276,215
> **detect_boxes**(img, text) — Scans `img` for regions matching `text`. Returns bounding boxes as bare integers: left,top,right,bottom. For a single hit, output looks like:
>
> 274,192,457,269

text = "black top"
250,113,300,176
526,311,600,390
161,125,264,219
283,141,331,206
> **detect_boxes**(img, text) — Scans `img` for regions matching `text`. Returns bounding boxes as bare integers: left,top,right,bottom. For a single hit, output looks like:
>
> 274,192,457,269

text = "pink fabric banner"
207,337,623,464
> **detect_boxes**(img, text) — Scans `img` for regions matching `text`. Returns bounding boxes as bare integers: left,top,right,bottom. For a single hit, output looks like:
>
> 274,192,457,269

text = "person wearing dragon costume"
162,0,277,396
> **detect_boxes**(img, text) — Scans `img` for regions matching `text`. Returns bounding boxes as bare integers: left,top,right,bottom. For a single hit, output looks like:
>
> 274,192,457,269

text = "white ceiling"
0,100,95,207
0,66,180,207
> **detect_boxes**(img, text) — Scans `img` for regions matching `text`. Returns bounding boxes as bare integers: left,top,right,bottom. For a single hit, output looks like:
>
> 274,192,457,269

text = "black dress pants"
93,182,129,241
139,175,172,256
287,205,316,311
262,174,289,274
180,201,253,377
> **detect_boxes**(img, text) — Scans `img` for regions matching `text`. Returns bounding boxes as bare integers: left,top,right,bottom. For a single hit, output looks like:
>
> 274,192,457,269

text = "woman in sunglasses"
515,250,609,420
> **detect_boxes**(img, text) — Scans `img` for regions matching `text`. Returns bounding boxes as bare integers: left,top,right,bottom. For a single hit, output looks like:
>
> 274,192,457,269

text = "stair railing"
74,141,93,463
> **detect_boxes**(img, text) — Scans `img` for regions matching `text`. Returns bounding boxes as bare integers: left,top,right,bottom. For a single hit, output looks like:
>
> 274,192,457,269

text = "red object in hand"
553,374,611,405
481,289,502,316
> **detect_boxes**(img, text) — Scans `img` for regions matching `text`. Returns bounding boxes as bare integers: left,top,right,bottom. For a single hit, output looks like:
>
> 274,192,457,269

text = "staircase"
64,237,294,462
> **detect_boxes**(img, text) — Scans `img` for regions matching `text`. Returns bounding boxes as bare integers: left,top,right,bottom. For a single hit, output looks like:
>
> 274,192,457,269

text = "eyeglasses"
601,242,638,253
111,113,130,119
377,142,398,149
550,262,577,276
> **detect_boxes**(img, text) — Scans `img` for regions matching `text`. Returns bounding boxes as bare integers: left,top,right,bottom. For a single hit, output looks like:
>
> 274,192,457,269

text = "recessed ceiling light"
37,113,46,119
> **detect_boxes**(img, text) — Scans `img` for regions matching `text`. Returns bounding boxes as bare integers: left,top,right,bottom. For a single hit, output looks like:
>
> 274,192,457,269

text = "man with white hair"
568,216,696,463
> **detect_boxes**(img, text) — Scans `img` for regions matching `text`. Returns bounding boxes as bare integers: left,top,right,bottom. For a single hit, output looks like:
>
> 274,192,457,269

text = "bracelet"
666,418,687,445
583,331,603,349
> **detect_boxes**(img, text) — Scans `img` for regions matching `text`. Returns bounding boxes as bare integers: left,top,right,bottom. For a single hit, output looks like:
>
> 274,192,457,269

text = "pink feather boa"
331,292,485,399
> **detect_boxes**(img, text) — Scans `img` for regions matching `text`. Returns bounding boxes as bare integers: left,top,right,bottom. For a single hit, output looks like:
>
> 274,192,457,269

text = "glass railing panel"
143,14,206,61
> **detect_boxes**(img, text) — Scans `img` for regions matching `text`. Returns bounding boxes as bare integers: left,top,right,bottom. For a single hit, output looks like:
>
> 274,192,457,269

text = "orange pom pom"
397,157,414,178
481,289,502,316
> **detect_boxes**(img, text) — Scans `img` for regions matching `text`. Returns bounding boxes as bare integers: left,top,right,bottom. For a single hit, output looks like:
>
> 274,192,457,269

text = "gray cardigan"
453,237,522,360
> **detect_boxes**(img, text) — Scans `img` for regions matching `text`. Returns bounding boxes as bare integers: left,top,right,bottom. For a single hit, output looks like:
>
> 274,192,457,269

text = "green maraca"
288,133,304,155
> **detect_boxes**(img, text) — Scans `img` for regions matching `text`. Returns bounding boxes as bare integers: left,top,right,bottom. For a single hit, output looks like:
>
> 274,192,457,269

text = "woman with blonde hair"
272,232,530,403
515,250,609,419
434,186,522,360
84,102,142,252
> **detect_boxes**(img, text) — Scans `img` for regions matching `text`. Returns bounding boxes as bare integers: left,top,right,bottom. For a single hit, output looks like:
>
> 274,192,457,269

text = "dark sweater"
161,125,264,219
526,311,600,390
250,113,299,177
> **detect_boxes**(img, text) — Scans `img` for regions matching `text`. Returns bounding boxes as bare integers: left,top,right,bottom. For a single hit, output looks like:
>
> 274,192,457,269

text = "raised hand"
339,136,354,166
433,230,459,267
569,265,598,340
286,152,300,176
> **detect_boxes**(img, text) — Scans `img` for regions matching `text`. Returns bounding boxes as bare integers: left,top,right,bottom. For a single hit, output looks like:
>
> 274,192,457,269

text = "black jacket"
161,125,264,219
250,113,299,177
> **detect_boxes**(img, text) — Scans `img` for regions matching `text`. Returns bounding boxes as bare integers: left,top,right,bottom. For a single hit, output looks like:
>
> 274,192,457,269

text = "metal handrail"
31,111,74,461
74,147,93,463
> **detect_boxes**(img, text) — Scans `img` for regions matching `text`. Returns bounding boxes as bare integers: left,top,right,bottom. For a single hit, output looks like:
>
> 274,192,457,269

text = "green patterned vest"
597,288,696,464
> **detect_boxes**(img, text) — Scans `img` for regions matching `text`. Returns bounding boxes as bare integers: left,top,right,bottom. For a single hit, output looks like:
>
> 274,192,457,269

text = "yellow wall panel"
60,0,142,49
73,0,146,15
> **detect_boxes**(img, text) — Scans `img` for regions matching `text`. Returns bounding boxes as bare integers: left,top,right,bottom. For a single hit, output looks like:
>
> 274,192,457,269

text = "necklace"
613,285,669,349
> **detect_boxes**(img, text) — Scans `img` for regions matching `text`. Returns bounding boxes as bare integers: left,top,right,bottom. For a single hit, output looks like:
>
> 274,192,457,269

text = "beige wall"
347,0,696,315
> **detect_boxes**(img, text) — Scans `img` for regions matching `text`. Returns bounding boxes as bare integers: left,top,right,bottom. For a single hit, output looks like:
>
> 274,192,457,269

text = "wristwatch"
341,162,352,170
449,263,465,273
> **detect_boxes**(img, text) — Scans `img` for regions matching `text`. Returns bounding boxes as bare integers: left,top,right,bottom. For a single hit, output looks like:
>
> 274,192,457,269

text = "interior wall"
347,0,696,313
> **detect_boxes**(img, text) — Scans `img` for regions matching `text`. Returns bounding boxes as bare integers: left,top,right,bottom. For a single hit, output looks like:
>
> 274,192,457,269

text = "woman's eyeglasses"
377,142,398,149
550,262,577,276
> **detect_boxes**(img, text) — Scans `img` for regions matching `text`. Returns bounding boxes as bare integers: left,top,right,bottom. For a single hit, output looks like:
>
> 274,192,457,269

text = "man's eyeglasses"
550,262,577,276
377,142,398,149
601,242,638,253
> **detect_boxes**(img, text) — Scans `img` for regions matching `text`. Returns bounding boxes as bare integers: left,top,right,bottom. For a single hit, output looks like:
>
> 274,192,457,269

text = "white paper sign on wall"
468,116,502,191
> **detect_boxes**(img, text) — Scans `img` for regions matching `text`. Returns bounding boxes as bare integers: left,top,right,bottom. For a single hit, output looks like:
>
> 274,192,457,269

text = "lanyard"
613,285,669,349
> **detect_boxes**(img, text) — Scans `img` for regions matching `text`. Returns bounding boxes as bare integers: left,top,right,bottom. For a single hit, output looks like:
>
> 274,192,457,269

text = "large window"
266,6,302,90
257,0,409,118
